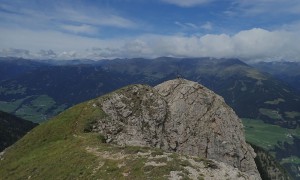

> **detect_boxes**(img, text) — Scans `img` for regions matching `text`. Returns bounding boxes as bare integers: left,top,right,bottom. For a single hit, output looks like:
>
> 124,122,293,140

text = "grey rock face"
94,84,167,147
92,79,261,179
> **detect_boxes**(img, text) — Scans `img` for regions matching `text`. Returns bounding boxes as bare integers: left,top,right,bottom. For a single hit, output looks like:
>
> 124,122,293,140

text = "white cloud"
201,22,213,30
174,21,186,28
185,23,198,29
175,21,198,29
0,1,137,34
1,27,300,62
57,9,137,29
161,0,214,7
38,50,57,59
280,21,300,31
99,15,137,29
0,48,31,58
61,24,98,35
174,21,213,32
143,28,300,61
0,28,104,51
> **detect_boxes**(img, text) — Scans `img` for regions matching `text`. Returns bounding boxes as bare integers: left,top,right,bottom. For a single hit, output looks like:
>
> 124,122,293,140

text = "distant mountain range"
0,57,299,178
1,57,299,128
252,61,300,92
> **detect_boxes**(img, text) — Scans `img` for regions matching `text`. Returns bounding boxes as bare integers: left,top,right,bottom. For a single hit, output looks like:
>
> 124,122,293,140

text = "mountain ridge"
251,61,300,92
1,57,299,128
0,79,264,179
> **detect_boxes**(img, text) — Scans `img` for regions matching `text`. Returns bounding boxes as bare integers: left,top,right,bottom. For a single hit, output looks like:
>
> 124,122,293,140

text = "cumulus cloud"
161,0,214,7
141,28,300,61
1,27,300,61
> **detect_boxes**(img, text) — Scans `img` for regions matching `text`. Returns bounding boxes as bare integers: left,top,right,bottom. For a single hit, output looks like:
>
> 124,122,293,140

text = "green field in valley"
242,118,300,150
0,95,67,123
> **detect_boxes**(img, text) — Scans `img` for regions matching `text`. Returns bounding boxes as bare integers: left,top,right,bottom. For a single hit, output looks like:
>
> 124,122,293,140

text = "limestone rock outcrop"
91,79,261,179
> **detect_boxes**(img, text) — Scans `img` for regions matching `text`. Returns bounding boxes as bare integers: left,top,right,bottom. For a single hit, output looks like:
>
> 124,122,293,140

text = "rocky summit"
0,78,263,179
91,78,261,179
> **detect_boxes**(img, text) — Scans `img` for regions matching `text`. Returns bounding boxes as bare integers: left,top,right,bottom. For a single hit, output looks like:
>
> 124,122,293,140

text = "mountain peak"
89,78,261,179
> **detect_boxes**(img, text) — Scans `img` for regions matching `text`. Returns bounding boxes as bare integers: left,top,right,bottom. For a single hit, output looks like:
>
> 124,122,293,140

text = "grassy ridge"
0,98,207,179
0,100,105,179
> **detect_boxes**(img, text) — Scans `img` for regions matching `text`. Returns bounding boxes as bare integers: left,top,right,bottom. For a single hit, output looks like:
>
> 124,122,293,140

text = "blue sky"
1,0,300,61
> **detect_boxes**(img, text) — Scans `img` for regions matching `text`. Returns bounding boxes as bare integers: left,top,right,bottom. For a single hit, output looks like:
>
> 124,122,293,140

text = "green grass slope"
0,100,103,179
0,95,229,180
